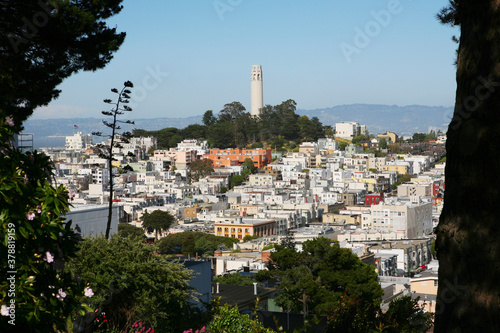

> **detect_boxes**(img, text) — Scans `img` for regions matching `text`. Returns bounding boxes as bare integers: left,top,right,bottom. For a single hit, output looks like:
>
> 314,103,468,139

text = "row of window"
216,227,250,233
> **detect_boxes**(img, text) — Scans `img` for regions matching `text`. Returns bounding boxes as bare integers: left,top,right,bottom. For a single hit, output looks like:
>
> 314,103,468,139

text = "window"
434,280,438,287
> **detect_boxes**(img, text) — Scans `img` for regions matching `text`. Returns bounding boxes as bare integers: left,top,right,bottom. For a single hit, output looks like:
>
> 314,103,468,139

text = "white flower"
56,288,67,301
44,251,54,263
84,287,94,298
1,305,9,316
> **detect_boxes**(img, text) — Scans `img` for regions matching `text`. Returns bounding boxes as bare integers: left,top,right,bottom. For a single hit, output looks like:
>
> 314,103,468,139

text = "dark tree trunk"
435,1,500,332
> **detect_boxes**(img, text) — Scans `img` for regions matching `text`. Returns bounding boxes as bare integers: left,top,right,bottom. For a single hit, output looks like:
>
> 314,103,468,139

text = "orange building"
202,148,272,169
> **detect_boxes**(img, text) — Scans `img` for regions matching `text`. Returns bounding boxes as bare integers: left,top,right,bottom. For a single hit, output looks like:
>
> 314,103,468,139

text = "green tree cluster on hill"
133,99,326,149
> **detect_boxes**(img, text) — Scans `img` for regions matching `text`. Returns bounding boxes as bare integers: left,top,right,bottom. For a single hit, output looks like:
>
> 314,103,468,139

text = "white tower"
250,65,263,117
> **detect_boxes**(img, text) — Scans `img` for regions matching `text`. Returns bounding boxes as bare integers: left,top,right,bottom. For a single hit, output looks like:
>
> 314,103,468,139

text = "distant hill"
296,104,452,137
24,104,452,148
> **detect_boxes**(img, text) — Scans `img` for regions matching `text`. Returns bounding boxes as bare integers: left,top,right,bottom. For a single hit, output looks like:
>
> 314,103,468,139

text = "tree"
352,135,365,144
182,232,196,256
157,232,239,255
0,119,90,332
118,223,146,240
435,2,500,331
231,174,244,188
209,304,276,333
0,0,126,125
207,121,234,148
65,234,196,332
142,210,175,241
93,81,135,239
274,99,299,141
326,294,433,333
270,238,383,316
218,101,246,122
218,101,247,147
379,137,388,149
202,110,217,126
181,124,207,140
189,158,214,183
241,157,256,178
378,296,434,333
411,133,428,143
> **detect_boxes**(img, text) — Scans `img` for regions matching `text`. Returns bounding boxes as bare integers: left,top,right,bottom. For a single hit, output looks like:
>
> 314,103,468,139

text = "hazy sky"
33,0,458,120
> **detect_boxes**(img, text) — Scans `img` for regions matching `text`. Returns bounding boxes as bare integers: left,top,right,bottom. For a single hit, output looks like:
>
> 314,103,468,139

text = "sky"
33,0,459,120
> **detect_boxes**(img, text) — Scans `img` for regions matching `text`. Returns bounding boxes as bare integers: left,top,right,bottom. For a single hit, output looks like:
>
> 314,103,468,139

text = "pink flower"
44,251,54,263
84,287,94,297
24,174,28,184
36,205,42,213
5,115,14,127
26,211,35,220
68,188,76,201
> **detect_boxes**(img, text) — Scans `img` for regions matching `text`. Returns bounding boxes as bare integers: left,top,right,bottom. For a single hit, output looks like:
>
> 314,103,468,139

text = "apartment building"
214,217,276,240
397,182,432,197
203,148,272,169
65,131,93,150
369,198,433,238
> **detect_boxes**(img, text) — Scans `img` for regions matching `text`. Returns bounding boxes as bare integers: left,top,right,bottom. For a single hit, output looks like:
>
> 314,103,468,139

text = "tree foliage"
189,158,214,183
213,273,256,286
133,99,326,150
378,296,434,333
142,210,175,241
182,232,196,256
65,234,196,332
118,222,146,240
0,0,126,125
157,232,239,256
270,237,383,316
0,120,90,332
241,158,257,178
209,304,276,333
230,174,245,188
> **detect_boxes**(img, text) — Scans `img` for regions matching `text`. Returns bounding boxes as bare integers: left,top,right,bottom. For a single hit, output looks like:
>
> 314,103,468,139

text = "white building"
369,198,433,238
177,139,210,157
317,137,339,151
335,121,368,140
65,132,93,150
248,174,275,187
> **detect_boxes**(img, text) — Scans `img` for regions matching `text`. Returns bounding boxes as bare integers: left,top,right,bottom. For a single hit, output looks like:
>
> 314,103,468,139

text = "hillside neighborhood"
39,120,445,329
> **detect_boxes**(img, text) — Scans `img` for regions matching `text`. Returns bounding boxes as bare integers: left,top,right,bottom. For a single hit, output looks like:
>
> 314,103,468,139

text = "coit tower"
250,65,263,117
